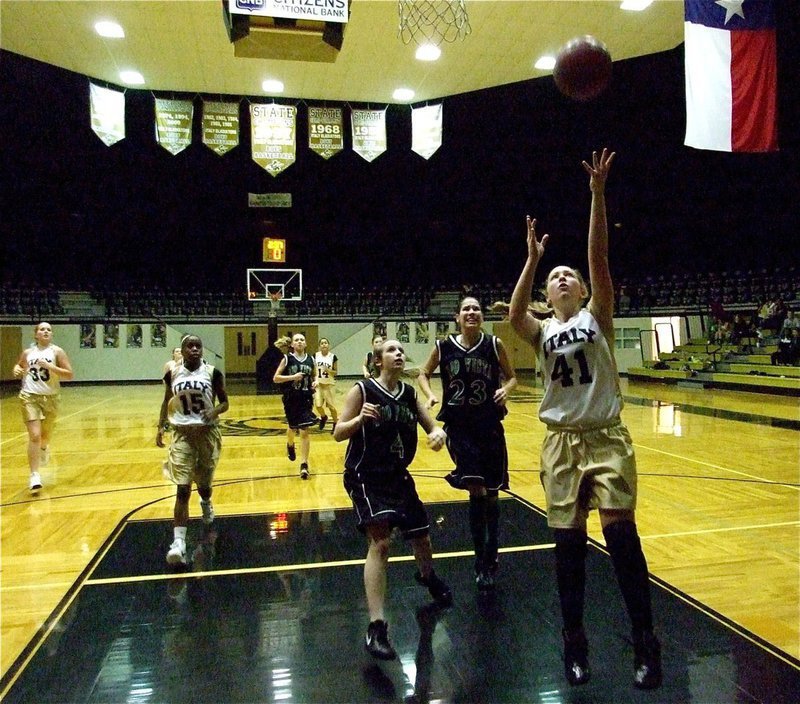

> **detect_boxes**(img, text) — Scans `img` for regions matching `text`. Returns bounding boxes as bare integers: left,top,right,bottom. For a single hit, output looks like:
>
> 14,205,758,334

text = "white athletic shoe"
29,471,43,493
200,499,215,525
40,448,50,466
166,539,187,566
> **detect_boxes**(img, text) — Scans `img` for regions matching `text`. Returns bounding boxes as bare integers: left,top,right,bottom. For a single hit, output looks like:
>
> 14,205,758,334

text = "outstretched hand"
526,215,549,265
582,148,615,192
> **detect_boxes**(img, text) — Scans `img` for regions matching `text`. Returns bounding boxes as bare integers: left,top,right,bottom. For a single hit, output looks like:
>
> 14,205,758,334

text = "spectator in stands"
772,328,800,366
757,300,771,330
781,311,800,335
730,314,751,346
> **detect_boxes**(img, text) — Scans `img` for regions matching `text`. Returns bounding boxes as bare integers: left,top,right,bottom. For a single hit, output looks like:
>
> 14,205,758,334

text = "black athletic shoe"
633,631,662,690
319,415,328,431
300,462,309,480
330,421,337,435
287,444,296,461
562,628,591,686
365,620,397,660
415,570,453,607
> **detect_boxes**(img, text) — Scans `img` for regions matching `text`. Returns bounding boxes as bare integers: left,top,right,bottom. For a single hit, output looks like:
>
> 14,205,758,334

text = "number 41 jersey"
538,308,622,428
167,362,219,427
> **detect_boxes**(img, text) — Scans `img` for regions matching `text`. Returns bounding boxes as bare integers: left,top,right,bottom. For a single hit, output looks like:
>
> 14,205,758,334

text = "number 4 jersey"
538,308,622,428
167,362,221,427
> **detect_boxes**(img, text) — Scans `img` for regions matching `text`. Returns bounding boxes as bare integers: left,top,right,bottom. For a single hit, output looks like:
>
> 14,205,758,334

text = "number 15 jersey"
167,362,220,427
538,308,622,428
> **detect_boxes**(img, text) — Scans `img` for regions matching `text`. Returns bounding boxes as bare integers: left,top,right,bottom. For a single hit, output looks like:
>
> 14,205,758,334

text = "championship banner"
89,84,125,147
154,98,193,155
308,107,343,160
202,100,239,156
250,103,297,176
411,103,442,159
351,109,387,163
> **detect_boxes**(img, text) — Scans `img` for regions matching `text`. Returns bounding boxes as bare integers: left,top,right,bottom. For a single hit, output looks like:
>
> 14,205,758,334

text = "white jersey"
314,352,337,385
167,362,218,427
21,345,61,396
538,308,622,428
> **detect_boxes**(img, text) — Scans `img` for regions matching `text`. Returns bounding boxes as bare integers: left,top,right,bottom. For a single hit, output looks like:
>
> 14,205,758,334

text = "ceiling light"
415,43,441,61
119,70,144,85
94,21,124,38
535,56,556,71
262,79,284,93
620,0,654,10
392,88,415,102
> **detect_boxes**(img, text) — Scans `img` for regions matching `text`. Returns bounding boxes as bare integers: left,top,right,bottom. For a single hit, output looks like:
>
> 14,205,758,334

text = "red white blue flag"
684,0,778,152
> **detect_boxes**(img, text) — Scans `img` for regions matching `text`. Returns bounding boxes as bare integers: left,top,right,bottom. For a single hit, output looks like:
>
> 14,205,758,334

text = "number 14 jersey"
538,308,622,428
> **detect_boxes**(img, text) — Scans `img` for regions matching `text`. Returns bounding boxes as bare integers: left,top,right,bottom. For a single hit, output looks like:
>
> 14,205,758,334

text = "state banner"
308,107,343,160
251,103,297,176
154,98,193,155
411,104,442,159
202,101,239,155
89,84,125,147
351,109,386,163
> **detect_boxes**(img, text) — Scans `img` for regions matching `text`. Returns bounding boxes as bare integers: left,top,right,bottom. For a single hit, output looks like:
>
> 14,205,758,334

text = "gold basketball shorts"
540,421,637,529
19,391,59,424
314,384,336,409
163,425,221,487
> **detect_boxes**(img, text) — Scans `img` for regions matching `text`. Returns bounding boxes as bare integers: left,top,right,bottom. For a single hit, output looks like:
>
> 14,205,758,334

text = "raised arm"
416,344,441,409
583,148,616,335
509,215,548,348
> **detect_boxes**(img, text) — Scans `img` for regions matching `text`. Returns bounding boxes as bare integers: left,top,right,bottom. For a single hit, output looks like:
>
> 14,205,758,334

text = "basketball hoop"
398,0,471,46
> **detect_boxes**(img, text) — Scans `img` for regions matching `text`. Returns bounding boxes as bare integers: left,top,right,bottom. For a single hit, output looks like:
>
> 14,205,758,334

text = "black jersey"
282,353,314,395
437,333,504,425
344,378,419,474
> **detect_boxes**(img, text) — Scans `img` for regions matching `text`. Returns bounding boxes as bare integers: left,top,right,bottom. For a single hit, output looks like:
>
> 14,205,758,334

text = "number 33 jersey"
538,309,622,428
167,363,219,427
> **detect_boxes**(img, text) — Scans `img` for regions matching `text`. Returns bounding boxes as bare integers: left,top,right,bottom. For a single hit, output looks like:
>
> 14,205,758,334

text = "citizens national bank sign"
229,0,348,22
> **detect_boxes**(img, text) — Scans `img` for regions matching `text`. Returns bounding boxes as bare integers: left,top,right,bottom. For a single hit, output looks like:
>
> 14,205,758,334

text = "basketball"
553,35,612,102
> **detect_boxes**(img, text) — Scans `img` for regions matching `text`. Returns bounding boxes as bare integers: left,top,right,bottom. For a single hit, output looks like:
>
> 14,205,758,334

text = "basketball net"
398,0,471,46
268,291,282,319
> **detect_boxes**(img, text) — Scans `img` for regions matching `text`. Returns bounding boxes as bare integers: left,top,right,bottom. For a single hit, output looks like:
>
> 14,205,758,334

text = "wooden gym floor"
1,376,798,702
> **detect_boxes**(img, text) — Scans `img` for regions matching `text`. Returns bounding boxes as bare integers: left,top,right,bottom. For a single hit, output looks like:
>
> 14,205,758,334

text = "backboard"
247,268,303,302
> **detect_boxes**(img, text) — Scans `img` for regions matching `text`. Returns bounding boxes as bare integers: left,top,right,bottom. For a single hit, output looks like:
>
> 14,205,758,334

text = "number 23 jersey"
538,309,622,428
167,362,220,427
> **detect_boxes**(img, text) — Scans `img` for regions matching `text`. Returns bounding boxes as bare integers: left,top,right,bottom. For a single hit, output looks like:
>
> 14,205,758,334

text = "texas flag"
684,0,778,152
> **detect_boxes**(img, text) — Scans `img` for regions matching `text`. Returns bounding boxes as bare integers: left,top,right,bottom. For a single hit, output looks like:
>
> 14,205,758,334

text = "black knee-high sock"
485,491,500,563
554,528,587,633
469,495,488,567
603,520,654,634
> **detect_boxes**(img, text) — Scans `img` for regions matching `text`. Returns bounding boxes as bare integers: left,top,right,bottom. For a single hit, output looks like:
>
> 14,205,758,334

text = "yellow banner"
250,103,297,176
202,101,239,156
308,107,343,160
154,98,193,155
